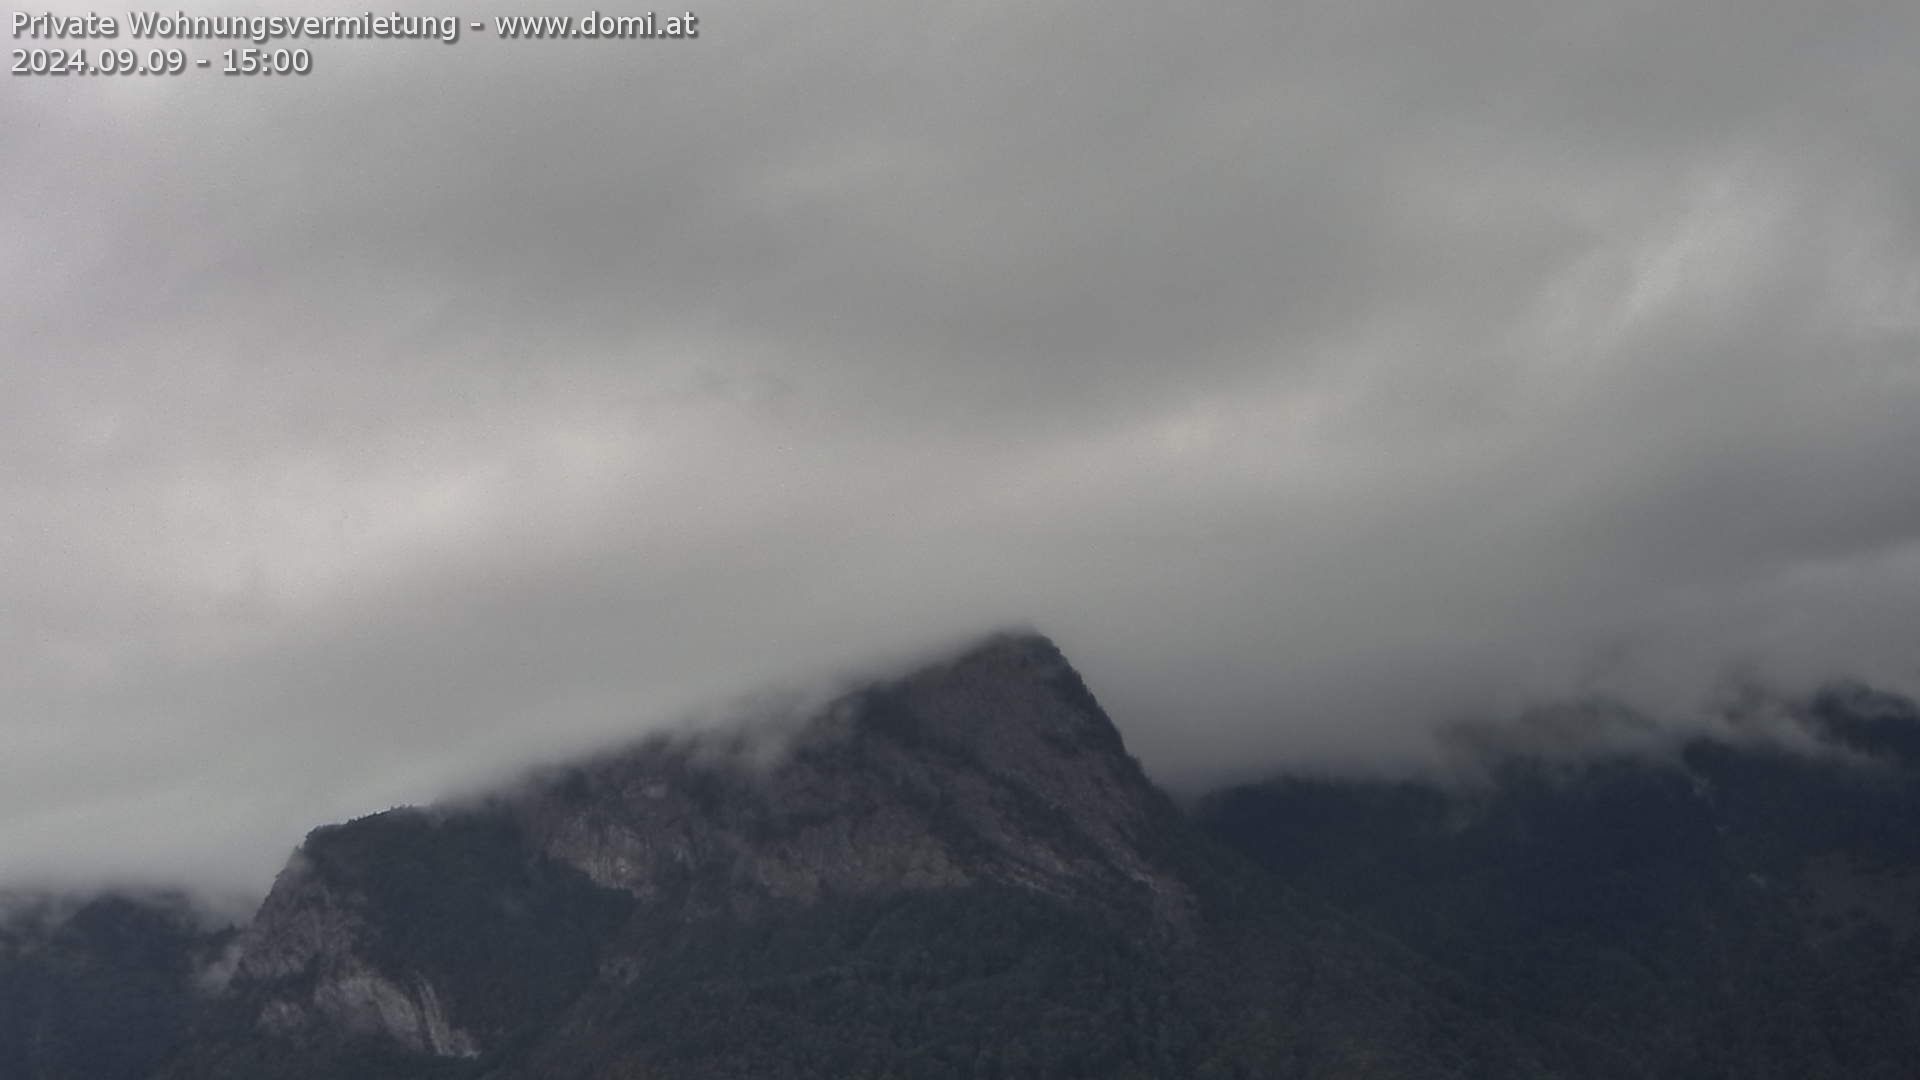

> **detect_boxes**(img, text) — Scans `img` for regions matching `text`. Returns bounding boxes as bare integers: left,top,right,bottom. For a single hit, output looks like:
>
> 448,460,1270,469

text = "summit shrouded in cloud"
6,0,1920,895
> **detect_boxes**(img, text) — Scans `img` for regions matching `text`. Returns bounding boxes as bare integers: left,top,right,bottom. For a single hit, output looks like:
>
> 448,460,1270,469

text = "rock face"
187,632,1216,1076
235,852,479,1058
511,631,1197,929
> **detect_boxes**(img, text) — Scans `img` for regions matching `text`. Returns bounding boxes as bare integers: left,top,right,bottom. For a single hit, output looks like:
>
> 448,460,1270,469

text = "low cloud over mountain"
6,0,1920,894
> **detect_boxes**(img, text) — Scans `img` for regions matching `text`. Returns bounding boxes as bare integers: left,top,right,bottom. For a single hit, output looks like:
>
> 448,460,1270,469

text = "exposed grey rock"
234,850,483,1056
217,632,1194,1060
511,632,1194,928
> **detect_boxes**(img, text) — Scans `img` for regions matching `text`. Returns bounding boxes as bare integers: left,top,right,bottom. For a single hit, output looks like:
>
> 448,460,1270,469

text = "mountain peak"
207,631,1195,1066
852,628,1127,762
506,627,1182,921
943,626,1067,664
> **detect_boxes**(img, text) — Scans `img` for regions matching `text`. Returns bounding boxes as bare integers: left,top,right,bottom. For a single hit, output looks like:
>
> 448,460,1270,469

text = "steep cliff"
171,633,1272,1078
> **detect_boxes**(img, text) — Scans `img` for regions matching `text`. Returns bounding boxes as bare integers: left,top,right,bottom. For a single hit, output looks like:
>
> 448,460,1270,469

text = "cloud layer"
6,0,1920,894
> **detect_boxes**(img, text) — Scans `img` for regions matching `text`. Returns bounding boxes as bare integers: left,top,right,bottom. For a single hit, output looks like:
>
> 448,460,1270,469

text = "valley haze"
5,0,1920,905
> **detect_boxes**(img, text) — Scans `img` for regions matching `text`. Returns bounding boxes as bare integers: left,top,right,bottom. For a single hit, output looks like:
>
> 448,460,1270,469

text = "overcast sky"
6,0,1920,896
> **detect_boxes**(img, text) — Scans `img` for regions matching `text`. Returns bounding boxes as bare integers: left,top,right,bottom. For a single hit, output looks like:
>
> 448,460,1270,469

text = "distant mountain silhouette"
1199,687,1920,1078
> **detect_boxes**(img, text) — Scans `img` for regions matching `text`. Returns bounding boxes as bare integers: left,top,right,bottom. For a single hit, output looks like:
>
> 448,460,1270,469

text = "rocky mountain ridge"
176,631,1233,1077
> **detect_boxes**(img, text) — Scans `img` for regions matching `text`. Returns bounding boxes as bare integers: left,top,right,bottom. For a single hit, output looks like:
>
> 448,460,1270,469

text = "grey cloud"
4,0,1919,895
